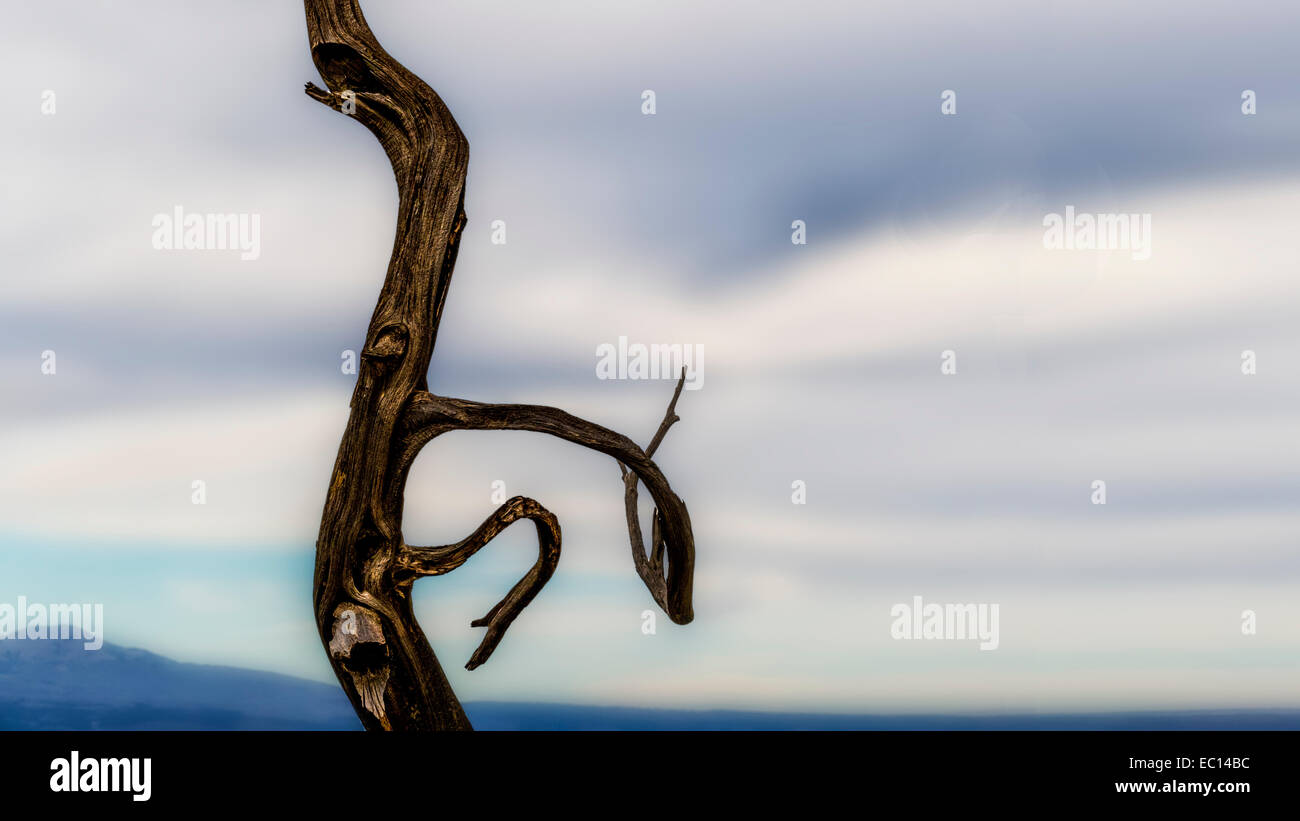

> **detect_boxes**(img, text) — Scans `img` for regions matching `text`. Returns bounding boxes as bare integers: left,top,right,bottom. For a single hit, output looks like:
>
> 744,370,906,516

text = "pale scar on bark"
328,605,391,729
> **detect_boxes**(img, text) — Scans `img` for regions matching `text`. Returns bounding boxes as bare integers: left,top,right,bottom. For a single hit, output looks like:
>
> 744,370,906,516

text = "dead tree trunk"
302,0,696,731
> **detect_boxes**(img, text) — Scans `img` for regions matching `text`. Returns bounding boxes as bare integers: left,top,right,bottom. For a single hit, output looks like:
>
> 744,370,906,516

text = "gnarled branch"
620,370,687,613
398,496,561,670
304,0,698,731
394,378,695,624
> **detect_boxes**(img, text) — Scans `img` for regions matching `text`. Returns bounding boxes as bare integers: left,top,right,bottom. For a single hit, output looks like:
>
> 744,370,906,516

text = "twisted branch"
621,369,687,612
394,381,695,624
304,0,697,731
398,496,561,670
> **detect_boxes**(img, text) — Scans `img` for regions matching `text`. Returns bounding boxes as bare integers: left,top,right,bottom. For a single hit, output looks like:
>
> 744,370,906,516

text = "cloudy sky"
2,0,1298,713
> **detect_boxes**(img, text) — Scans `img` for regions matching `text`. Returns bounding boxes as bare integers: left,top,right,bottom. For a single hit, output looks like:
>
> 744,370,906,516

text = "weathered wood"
303,0,696,731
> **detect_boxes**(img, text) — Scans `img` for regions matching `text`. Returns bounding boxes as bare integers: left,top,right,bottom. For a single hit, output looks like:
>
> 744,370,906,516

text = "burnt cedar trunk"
303,0,697,731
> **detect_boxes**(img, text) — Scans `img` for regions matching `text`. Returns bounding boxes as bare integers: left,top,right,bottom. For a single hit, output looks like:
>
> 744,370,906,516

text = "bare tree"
303,0,697,731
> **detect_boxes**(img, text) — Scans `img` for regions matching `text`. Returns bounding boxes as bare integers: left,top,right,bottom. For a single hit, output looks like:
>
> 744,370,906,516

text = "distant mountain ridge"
0,638,358,730
2,640,1297,730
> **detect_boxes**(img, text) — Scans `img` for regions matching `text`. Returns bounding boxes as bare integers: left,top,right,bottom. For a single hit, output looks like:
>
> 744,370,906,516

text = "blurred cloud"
1,0,1298,710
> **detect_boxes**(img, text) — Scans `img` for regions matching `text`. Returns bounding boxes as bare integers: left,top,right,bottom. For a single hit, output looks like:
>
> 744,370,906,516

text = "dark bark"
303,0,696,731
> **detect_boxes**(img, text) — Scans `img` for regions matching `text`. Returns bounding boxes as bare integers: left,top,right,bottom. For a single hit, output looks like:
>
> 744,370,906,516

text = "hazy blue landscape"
3,0,1299,724
1,640,1296,730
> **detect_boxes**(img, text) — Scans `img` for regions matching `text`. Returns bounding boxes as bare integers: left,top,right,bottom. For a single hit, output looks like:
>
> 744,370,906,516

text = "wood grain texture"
303,0,696,731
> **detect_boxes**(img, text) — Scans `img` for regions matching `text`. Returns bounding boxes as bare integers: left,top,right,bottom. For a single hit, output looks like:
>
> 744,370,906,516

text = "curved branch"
620,370,686,612
304,0,464,175
397,496,561,670
398,382,695,624
304,0,698,731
